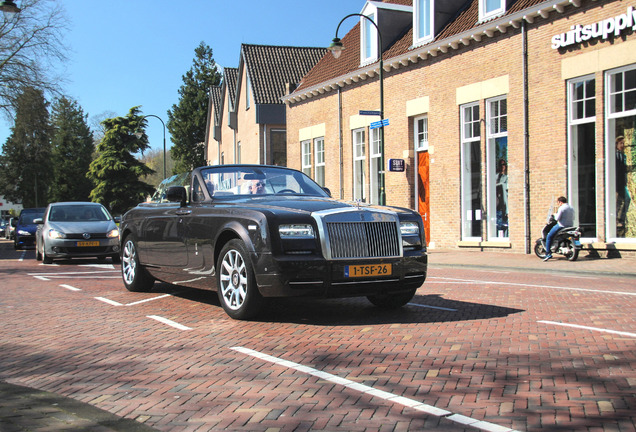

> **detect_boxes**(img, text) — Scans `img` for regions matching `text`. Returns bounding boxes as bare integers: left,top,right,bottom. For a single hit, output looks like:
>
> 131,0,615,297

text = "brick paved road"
1,241,634,431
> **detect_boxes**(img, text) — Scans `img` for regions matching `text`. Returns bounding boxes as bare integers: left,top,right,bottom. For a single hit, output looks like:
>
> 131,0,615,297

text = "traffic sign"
369,118,389,129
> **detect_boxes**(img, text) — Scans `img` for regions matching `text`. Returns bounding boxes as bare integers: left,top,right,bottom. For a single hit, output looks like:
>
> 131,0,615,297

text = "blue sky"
1,0,362,153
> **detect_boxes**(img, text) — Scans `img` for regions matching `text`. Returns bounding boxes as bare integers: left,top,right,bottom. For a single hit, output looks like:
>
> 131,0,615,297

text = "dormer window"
246,74,251,110
414,0,433,46
479,0,505,22
361,11,378,65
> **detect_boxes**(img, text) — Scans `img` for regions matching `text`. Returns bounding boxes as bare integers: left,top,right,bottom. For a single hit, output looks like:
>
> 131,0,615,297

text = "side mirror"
322,187,332,197
113,216,121,224
166,186,187,206
33,218,43,224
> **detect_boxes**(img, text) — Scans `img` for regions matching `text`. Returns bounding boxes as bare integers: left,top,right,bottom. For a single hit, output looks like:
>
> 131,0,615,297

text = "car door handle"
176,210,192,216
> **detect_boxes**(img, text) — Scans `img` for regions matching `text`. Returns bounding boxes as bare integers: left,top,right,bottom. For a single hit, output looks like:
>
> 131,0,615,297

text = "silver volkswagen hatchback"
35,202,120,264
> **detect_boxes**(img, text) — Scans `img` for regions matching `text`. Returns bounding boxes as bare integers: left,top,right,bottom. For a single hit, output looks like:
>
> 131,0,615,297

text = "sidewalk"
428,248,636,278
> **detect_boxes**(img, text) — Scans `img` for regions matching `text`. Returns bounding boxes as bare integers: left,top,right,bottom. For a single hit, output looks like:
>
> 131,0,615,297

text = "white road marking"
408,303,457,311
147,315,192,331
60,284,81,291
29,271,119,275
95,297,122,306
126,294,172,306
538,321,636,338
33,276,50,281
232,347,519,432
429,276,636,296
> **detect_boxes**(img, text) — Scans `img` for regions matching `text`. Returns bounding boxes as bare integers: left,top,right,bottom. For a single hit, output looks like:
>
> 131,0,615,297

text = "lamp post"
136,114,167,180
329,13,385,205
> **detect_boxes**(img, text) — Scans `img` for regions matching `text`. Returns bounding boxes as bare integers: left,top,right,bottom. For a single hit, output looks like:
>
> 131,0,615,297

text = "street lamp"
329,13,385,205
0,0,21,19
135,114,167,180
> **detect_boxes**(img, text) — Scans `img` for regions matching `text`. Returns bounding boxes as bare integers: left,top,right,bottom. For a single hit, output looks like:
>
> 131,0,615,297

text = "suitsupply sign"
551,5,636,49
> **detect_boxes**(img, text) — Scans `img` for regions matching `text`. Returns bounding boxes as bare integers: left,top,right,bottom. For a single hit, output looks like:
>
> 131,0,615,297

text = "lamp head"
0,0,20,19
328,37,344,59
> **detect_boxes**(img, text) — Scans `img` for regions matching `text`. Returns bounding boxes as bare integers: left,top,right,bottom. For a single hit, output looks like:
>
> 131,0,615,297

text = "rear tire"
367,288,417,309
565,240,579,261
121,234,154,292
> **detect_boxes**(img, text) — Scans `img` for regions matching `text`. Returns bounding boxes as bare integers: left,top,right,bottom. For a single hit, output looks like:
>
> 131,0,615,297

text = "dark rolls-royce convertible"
120,165,427,320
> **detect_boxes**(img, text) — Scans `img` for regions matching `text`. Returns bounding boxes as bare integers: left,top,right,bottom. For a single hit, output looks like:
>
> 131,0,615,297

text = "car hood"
47,220,117,233
224,196,413,216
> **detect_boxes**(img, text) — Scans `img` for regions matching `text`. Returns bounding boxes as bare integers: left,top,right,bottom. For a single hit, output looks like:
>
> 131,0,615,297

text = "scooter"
534,215,582,261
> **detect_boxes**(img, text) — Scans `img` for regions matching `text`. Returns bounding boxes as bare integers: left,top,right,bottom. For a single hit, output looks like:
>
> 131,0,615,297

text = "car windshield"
49,205,111,222
19,212,44,224
199,166,329,198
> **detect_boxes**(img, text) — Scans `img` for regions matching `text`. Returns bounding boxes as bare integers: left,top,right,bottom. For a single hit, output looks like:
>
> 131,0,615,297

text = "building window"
301,139,312,177
370,128,381,204
353,128,367,201
568,76,596,239
314,137,325,187
415,115,428,151
606,65,636,240
361,12,377,64
461,102,482,240
486,97,508,240
479,0,505,21
414,0,433,46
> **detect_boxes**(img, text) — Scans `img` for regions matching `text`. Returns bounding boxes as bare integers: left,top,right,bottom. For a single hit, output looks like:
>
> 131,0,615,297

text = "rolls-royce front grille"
326,221,400,258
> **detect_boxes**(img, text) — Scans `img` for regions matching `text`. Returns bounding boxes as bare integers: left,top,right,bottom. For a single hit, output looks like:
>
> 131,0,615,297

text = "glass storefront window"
606,65,636,240
301,140,311,177
370,129,381,204
461,103,482,240
353,129,366,202
486,97,508,240
314,137,325,187
568,76,596,239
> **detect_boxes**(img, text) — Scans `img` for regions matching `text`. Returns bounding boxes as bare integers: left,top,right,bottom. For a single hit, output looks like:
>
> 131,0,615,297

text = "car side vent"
326,221,400,258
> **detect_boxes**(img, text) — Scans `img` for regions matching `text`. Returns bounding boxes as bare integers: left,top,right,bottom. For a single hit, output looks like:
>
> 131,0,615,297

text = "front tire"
36,239,42,261
534,241,547,259
121,234,154,292
367,288,417,309
217,239,263,320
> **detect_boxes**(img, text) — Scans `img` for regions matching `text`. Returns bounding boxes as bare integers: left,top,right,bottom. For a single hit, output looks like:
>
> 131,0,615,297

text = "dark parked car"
120,165,427,320
14,208,45,250
35,202,121,264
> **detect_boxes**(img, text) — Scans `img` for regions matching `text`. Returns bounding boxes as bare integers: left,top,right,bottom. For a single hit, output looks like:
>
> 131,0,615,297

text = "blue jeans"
545,223,561,256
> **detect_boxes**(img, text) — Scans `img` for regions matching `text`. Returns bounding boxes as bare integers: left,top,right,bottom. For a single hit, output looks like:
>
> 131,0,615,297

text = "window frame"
360,12,378,65
414,115,429,151
314,137,325,187
479,0,505,22
460,102,482,241
413,0,434,46
353,128,367,201
301,139,312,177
485,96,509,241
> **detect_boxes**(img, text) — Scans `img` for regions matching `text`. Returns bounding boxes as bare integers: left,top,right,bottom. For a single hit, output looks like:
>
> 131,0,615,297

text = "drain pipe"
522,20,531,254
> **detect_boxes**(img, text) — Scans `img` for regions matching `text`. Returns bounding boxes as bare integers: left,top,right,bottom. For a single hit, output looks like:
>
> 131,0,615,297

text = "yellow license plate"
345,264,392,278
76,241,99,247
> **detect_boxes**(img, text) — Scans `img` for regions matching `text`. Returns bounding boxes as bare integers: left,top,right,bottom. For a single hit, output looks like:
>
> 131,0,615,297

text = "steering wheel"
277,189,296,194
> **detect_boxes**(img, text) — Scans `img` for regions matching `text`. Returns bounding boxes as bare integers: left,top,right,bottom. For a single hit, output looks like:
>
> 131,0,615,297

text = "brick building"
206,44,325,166
283,0,636,255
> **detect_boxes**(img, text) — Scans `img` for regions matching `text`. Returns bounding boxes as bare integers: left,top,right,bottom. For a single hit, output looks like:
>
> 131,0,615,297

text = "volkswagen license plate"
77,241,99,247
345,264,392,278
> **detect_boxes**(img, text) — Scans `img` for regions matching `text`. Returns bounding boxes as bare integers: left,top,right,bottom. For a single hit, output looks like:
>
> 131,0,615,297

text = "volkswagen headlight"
107,228,120,239
48,229,65,239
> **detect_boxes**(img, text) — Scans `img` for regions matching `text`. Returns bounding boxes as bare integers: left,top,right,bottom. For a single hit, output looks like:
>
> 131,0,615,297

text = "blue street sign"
369,118,390,129
359,110,381,116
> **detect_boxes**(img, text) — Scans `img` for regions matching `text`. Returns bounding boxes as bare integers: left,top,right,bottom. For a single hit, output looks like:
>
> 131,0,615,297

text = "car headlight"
279,224,315,238
400,221,420,236
107,228,120,239
17,229,31,236
48,229,66,239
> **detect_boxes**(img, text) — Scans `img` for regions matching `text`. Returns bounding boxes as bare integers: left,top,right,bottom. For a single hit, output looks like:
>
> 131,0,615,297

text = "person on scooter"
544,196,575,261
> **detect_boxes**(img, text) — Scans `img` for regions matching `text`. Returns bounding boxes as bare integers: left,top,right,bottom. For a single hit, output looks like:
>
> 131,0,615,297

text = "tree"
141,147,175,188
0,0,68,118
167,42,221,173
49,97,94,202
87,107,154,215
0,87,51,207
